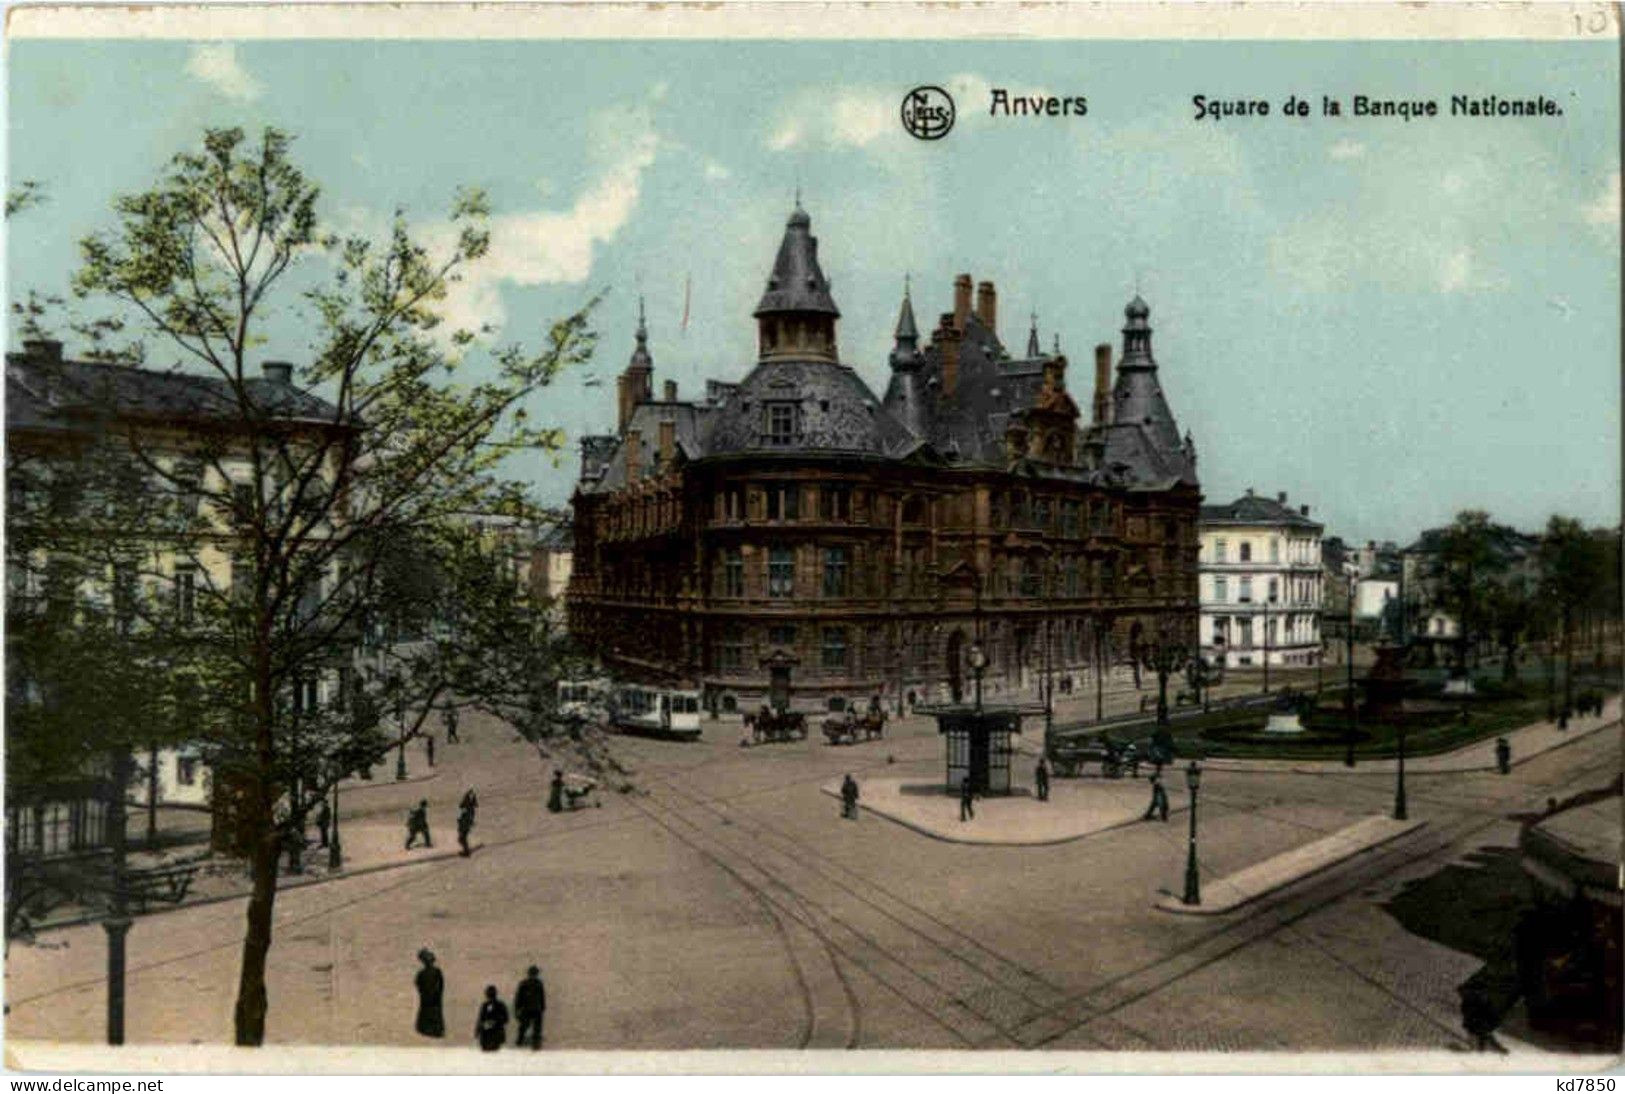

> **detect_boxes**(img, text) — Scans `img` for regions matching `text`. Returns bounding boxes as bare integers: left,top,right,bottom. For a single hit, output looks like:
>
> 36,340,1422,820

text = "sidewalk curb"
31,845,471,934
817,783,1184,848
1153,816,1428,916
1283,715,1619,777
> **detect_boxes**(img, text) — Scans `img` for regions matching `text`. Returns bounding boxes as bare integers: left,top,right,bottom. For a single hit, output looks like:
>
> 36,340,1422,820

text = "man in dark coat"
1035,758,1050,802
959,777,976,822
1144,767,1170,822
475,985,509,1051
414,949,445,1038
461,787,479,816
547,769,565,813
839,774,859,820
406,800,432,849
425,733,436,768
444,704,460,743
457,800,476,857
1495,736,1512,775
514,965,547,1049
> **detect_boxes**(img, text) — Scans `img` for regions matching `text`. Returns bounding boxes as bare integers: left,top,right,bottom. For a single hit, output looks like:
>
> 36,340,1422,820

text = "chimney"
22,339,62,365
953,274,973,331
624,429,642,482
975,280,997,334
263,360,294,385
1246,487,1254,497
937,313,962,398
663,380,678,402
1277,491,1288,504
1092,344,1112,425
1300,504,1310,517
658,419,676,464
616,374,632,433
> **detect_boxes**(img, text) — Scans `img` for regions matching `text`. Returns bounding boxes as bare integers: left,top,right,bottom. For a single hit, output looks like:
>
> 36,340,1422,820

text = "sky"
6,37,1619,544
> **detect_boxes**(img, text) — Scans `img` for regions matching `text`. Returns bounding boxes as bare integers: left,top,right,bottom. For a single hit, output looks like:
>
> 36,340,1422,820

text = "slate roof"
702,358,917,461
753,204,839,318
587,398,715,492
1200,492,1323,531
7,348,343,436
578,207,1199,499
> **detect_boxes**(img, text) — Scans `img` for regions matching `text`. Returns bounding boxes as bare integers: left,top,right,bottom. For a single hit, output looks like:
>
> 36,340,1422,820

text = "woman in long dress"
476,985,510,1051
414,949,446,1038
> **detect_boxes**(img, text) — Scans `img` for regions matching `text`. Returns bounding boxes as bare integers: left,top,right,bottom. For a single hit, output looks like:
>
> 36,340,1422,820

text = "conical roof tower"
753,202,840,362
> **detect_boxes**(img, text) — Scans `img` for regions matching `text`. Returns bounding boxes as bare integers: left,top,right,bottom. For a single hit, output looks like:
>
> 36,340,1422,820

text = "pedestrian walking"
1035,758,1050,803
1143,767,1170,822
839,774,860,820
475,985,509,1051
444,704,460,744
461,787,479,816
457,801,476,857
1495,736,1512,776
414,949,445,1038
425,733,436,768
405,800,433,849
547,769,565,814
514,965,547,1049
315,798,331,849
959,778,976,822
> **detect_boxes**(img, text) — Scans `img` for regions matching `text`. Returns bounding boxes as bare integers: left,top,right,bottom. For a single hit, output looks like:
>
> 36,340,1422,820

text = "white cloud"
186,44,263,101
703,159,732,181
1583,171,1620,227
428,98,661,338
768,88,891,150
1328,139,1366,161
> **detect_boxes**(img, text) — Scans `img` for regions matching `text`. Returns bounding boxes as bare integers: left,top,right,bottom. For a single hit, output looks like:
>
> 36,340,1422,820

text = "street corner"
1155,813,1428,916
819,773,1170,846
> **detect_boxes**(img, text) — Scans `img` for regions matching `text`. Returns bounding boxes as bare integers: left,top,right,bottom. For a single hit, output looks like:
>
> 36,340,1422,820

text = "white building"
1199,489,1324,668
1355,576,1400,622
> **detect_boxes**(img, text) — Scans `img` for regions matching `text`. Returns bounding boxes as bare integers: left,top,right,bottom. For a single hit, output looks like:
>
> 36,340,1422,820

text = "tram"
606,683,704,742
556,677,610,723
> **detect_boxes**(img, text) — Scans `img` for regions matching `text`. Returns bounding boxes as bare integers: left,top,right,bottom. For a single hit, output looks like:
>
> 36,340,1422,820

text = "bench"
124,862,201,914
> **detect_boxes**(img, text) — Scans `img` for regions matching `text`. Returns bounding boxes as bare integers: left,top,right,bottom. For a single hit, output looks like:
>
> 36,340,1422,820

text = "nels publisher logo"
900,86,955,141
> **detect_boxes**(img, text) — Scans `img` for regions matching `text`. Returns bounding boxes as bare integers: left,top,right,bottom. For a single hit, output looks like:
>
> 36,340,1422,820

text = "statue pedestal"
1264,712,1306,734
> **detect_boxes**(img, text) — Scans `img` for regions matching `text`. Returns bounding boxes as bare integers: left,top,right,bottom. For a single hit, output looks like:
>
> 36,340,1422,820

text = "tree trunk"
1502,644,1516,682
233,834,278,1045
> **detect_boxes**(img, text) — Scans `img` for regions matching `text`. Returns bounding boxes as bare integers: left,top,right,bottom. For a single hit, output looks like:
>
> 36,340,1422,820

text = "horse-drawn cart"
745,707,808,744
822,710,887,746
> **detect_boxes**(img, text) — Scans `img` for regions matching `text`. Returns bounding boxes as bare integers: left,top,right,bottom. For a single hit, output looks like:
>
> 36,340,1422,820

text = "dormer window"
766,402,795,446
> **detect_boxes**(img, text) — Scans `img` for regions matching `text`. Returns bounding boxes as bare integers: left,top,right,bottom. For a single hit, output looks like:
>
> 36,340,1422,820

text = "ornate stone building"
568,206,1201,714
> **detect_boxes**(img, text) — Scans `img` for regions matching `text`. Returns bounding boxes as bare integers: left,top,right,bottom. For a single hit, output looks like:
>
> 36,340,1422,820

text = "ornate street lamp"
1182,760,1203,906
968,641,988,713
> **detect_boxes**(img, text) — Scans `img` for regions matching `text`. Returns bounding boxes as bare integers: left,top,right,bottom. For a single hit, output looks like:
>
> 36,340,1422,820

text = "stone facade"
568,207,1201,714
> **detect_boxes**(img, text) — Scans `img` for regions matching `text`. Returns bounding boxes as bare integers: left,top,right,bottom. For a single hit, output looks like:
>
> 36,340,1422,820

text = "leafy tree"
1430,510,1506,674
1134,615,1194,726
53,126,598,1045
1541,516,1603,714
1486,576,1537,683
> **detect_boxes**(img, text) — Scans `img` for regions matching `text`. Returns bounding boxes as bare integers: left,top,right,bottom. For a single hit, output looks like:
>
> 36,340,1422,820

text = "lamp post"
327,780,343,870
1181,760,1203,906
1393,718,1408,821
1093,618,1107,724
969,641,988,713
1344,572,1358,767
1262,602,1272,694
394,690,408,782
104,747,134,1045
1043,616,1054,758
